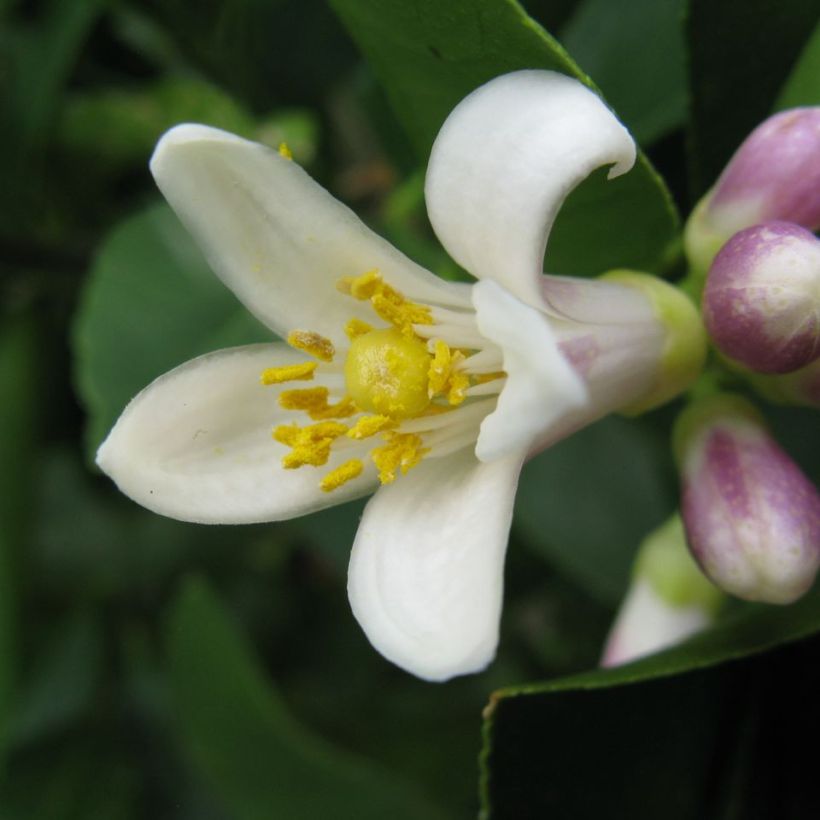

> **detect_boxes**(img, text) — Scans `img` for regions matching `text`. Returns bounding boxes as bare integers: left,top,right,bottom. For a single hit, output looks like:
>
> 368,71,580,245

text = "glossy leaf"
559,0,687,145
73,203,270,460
166,578,447,820
775,19,820,110
481,586,820,818
330,0,680,277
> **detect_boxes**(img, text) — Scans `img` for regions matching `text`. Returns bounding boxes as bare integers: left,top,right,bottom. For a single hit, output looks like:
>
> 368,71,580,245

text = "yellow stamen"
278,142,293,160
428,340,452,398
341,269,383,300
279,388,359,420
273,421,349,469
371,292,433,336
345,318,373,340
371,432,429,484
446,370,470,406
320,459,364,492
261,362,316,385
287,330,335,362
347,414,396,440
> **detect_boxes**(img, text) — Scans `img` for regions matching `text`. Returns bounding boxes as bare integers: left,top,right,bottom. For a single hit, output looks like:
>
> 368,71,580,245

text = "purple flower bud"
703,221,820,374
684,108,820,282
675,394,820,604
749,357,820,409
710,108,820,234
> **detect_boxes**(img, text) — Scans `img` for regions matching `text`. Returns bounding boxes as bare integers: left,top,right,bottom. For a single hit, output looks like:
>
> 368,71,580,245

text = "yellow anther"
320,459,364,492
278,386,329,412
447,370,470,406
347,414,396,440
428,340,452,398
278,142,293,160
427,340,468,405
371,432,428,484
348,269,383,300
344,328,431,420
261,362,316,385
279,388,358,420
371,292,433,336
273,421,348,469
287,330,335,362
345,318,373,340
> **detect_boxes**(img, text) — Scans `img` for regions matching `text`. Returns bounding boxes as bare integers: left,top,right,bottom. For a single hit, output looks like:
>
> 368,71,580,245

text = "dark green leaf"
73,203,270,461
0,0,104,233
7,610,103,748
514,415,675,605
0,313,39,765
559,0,687,145
686,0,819,197
481,587,820,818
331,0,680,277
166,577,447,820
775,19,820,110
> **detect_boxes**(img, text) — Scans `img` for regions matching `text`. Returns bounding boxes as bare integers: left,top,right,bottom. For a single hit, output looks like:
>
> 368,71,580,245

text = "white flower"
97,70,684,681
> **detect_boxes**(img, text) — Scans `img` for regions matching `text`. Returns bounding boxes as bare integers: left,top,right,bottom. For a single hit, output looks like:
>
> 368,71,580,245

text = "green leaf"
514,415,675,605
481,586,820,818
330,0,680,277
775,19,820,110
686,0,819,196
559,0,687,145
0,313,39,766
7,610,103,748
166,577,447,820
0,0,104,233
73,203,270,461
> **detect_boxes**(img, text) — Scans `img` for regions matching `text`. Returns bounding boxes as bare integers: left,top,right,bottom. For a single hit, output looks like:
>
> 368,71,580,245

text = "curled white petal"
472,280,588,462
348,448,525,682
425,70,636,309
151,125,470,345
96,343,376,524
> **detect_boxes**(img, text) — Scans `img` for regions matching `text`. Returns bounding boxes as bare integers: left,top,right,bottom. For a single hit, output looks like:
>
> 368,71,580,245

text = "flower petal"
347,447,525,682
150,125,470,344
96,343,376,524
472,280,588,462
425,70,636,309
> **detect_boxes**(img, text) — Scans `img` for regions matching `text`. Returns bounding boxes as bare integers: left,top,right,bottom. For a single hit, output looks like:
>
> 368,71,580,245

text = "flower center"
344,328,431,419
260,269,506,494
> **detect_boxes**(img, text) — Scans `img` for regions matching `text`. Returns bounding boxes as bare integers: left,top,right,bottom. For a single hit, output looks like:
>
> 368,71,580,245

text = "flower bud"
684,107,820,281
703,221,820,373
601,515,722,667
674,393,820,604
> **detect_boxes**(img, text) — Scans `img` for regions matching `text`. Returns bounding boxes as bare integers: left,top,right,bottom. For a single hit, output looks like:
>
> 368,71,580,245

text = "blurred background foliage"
0,0,818,817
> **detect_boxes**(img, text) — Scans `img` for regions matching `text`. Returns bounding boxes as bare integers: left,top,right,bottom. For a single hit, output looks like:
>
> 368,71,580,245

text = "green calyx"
682,192,728,297
635,515,724,612
601,270,707,415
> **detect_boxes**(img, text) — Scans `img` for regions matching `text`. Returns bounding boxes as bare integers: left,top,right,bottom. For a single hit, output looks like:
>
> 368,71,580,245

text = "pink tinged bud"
675,394,820,605
601,516,722,668
684,108,820,282
709,108,820,234
703,221,820,374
